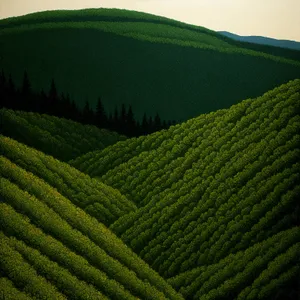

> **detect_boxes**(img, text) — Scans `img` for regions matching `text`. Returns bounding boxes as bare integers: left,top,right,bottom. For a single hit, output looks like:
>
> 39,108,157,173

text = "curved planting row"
0,158,183,300
0,108,125,162
0,135,136,226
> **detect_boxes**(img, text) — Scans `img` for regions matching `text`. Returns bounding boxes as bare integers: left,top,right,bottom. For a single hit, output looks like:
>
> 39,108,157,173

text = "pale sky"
0,0,300,41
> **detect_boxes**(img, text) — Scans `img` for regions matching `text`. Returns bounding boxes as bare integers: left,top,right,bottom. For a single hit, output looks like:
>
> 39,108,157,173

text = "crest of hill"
0,108,126,162
0,8,299,63
1,9,300,123
0,155,183,300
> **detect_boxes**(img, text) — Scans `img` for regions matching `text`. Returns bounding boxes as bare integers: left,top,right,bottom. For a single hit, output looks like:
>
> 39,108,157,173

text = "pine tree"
120,103,127,133
96,97,107,129
82,100,94,125
7,74,17,110
154,112,162,131
162,120,167,129
48,79,59,116
39,89,48,114
0,70,7,108
22,71,35,112
70,99,80,122
148,116,154,134
113,106,119,131
21,71,31,96
127,105,136,136
141,113,148,135
107,112,113,131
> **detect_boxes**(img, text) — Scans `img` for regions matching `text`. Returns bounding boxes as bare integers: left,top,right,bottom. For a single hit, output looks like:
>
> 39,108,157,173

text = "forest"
0,70,176,138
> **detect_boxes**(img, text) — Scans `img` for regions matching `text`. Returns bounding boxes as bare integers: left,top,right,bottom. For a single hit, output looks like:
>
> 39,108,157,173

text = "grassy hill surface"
1,8,300,122
0,135,136,225
1,80,299,299
71,79,300,297
0,108,126,162
0,153,182,299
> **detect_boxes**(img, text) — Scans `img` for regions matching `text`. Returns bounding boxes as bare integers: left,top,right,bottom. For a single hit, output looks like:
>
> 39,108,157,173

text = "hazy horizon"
1,0,300,42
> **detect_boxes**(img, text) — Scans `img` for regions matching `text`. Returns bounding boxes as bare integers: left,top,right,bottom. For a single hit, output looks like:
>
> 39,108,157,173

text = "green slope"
0,135,136,226
1,80,299,298
167,227,300,299
70,80,300,297
0,156,183,300
1,8,300,122
0,108,126,162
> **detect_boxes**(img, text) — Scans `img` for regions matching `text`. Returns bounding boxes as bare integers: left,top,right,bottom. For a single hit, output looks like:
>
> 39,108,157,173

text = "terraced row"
0,135,136,226
0,155,183,300
101,79,300,280
167,226,300,299
0,108,125,162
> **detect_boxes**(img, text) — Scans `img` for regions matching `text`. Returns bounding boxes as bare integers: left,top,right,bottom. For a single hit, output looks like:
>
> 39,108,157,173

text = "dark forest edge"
0,70,177,137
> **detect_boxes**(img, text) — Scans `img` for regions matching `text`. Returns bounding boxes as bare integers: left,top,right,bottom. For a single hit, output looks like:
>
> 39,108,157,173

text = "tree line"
0,70,177,137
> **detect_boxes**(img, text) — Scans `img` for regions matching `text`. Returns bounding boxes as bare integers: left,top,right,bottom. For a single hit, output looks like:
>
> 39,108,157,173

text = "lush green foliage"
1,8,300,61
72,79,300,297
1,80,299,299
167,227,300,299
0,108,126,161
0,163,183,299
0,135,136,226
0,277,33,300
1,9,300,122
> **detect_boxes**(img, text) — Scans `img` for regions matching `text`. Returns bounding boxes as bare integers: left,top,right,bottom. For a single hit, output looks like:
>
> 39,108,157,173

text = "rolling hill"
219,31,300,51
1,8,300,122
1,79,299,299
0,147,182,299
71,79,300,297
0,108,126,162
0,134,136,226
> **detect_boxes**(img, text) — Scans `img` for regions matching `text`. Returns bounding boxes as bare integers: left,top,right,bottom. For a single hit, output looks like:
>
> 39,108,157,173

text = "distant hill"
1,8,300,123
219,31,300,51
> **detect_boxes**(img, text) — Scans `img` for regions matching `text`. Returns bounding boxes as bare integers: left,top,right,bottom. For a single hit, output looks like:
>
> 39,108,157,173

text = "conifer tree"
107,112,113,130
148,116,154,133
21,71,31,96
141,113,148,135
39,89,48,114
127,105,136,136
7,74,17,110
154,112,162,131
113,106,119,131
162,120,167,129
0,70,7,108
96,97,107,128
48,79,59,116
82,100,94,125
120,103,127,133
70,99,80,122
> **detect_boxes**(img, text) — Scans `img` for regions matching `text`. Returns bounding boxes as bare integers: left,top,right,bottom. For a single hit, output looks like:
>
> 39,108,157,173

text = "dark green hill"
0,154,182,300
1,8,300,122
0,108,126,162
70,80,300,298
